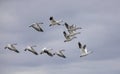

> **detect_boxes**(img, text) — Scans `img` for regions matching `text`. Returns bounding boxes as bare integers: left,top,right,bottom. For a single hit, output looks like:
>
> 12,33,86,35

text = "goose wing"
11,44,19,53
83,45,86,49
36,23,44,32
63,31,70,39
11,44,17,50
68,29,74,34
78,42,82,49
31,48,38,55
65,22,70,29
83,45,88,53
59,50,65,55
59,49,65,53
30,46,37,52
63,31,67,39
80,45,88,54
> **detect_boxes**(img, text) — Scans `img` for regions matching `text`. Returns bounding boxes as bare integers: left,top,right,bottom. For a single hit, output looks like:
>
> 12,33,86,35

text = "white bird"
54,49,66,58
24,45,38,55
64,22,82,32
49,16,63,26
40,47,54,57
29,22,44,32
64,22,81,37
4,43,19,53
63,31,77,42
78,42,93,57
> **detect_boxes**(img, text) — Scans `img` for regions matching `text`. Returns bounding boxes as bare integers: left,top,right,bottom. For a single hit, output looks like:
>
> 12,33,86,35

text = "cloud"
1,58,120,74
0,0,120,74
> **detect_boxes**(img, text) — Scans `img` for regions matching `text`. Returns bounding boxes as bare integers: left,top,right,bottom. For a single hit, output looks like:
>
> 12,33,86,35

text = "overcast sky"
0,0,120,74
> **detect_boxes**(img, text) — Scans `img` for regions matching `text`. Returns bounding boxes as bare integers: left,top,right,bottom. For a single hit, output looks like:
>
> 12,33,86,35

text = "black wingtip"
63,31,66,34
78,42,82,48
64,22,68,26
49,16,53,20
49,24,52,26
40,29,44,32
35,52,38,55
83,45,86,49
63,31,67,36
16,50,19,53
63,56,66,58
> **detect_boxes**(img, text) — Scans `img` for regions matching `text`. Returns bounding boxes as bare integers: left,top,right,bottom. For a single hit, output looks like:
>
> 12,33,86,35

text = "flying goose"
24,45,38,55
49,16,63,26
63,31,77,42
40,47,54,57
4,43,19,53
78,42,93,57
64,22,82,32
29,22,44,32
54,49,66,58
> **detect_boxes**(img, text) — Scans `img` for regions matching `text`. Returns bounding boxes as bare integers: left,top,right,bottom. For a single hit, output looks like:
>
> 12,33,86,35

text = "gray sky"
0,0,120,74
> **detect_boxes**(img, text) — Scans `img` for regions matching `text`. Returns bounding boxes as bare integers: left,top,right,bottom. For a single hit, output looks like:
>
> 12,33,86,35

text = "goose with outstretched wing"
64,22,82,32
54,49,66,58
49,16,63,26
40,47,55,57
29,22,44,32
4,43,19,53
24,45,38,55
63,31,77,42
78,42,93,57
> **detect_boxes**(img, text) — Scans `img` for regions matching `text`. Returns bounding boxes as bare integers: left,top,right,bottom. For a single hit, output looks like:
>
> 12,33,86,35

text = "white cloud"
1,58,120,74
0,0,120,74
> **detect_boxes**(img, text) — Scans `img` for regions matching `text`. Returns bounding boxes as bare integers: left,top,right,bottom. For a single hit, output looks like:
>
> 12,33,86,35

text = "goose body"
63,31,77,42
68,30,80,37
40,48,54,57
24,45,38,55
69,24,82,31
54,49,66,58
4,43,19,53
78,42,92,57
29,23,44,32
49,16,63,26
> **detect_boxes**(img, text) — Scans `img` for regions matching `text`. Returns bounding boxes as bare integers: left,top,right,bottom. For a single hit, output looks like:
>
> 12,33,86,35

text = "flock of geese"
3,16,93,58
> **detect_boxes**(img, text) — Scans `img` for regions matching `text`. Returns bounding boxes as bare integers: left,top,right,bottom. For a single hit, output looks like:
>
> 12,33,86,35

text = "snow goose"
78,42,93,57
64,22,82,32
54,49,66,58
24,45,38,55
4,43,19,53
63,31,77,42
40,47,54,57
29,22,44,32
49,16,63,26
